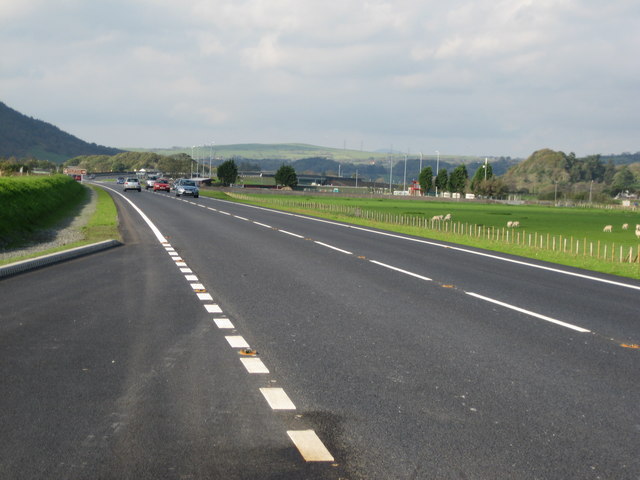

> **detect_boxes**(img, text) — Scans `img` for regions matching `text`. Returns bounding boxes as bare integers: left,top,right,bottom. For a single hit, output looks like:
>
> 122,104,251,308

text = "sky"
1,0,639,158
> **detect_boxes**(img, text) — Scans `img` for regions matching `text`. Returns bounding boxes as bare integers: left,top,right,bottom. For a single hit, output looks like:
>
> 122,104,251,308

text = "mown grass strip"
0,184,120,266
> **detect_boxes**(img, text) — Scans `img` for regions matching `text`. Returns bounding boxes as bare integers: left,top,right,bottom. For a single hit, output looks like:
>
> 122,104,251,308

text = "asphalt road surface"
1,184,639,479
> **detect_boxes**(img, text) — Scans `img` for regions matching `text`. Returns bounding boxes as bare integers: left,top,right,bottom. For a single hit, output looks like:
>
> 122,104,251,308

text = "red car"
153,178,171,192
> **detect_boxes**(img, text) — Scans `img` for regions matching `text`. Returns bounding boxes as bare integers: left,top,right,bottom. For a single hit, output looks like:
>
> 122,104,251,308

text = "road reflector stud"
621,344,640,349
240,348,258,356
442,285,454,288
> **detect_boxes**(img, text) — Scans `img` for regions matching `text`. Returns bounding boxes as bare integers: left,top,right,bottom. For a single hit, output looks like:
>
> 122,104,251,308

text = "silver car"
123,177,141,192
175,179,199,198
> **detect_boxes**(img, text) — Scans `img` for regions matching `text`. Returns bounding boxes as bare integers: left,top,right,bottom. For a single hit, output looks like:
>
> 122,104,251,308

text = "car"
116,177,125,184
145,175,158,189
153,178,171,192
123,177,141,192
175,179,199,198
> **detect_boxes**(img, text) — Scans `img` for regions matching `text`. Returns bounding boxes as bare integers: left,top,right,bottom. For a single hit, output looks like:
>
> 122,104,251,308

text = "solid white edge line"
239,357,269,373
280,230,304,239
287,430,334,462
369,260,432,282
314,241,352,255
225,335,250,348
259,388,296,410
466,292,591,333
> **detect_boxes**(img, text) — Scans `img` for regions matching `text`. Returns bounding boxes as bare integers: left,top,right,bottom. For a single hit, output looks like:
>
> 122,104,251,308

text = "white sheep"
431,215,443,221
622,223,629,230
603,225,612,232
636,229,640,239
444,213,452,221
511,221,520,228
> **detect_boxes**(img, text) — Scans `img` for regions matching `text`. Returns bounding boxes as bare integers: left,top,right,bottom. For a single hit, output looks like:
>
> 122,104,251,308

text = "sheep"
636,229,640,239
431,215,443,221
443,213,452,221
507,221,520,228
622,223,629,230
603,225,612,232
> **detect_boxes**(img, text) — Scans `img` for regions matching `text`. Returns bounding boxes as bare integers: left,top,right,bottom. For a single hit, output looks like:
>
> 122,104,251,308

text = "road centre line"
369,260,432,282
225,335,250,348
314,241,352,255
279,230,305,239
466,292,591,333
100,186,336,463
204,197,640,292
253,222,272,228
287,430,335,462
214,318,235,329
260,388,296,410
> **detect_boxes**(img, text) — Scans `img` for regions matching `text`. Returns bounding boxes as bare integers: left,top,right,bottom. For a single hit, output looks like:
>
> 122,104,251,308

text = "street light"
403,154,407,192
435,150,440,197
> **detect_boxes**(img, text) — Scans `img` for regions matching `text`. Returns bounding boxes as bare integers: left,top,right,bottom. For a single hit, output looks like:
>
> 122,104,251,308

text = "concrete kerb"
0,239,122,279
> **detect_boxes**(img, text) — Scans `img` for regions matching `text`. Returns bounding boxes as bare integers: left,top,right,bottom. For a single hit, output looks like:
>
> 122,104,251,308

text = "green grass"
0,184,120,266
223,192,640,279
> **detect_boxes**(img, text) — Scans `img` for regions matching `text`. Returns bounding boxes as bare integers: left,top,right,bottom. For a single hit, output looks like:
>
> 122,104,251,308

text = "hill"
0,101,123,163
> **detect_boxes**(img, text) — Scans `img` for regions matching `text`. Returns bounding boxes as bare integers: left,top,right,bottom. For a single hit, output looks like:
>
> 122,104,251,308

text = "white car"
123,178,141,192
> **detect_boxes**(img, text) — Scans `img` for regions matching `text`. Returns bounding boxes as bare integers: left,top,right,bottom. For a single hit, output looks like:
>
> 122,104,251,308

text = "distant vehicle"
145,175,158,189
116,177,125,184
123,178,141,192
153,178,171,192
70,174,82,181
175,179,199,198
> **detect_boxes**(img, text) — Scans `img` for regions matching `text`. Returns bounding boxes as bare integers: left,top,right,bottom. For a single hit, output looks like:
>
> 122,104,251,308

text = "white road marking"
280,229,305,238
180,267,193,273
197,293,213,301
253,222,272,228
214,318,234,329
314,241,352,255
176,262,187,267
225,336,250,348
235,216,249,221
260,388,296,410
205,304,223,313
220,211,231,215
168,251,179,256
190,283,205,290
185,275,198,281
466,292,591,333
287,430,334,462
240,357,269,373
369,260,432,282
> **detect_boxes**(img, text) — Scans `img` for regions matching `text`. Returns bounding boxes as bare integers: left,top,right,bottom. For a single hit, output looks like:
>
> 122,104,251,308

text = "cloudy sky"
1,0,639,158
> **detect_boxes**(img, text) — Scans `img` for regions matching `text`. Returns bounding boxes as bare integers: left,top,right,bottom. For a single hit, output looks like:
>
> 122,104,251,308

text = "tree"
470,162,493,193
610,166,636,195
435,168,448,194
275,164,298,188
418,166,433,194
448,164,468,194
217,159,238,186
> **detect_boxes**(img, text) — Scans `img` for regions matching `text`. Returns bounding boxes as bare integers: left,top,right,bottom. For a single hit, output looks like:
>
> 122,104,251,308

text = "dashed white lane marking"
254,222,272,228
185,275,198,281
176,261,187,267
314,241,352,255
197,292,213,301
169,251,179,256
287,430,335,462
235,216,249,221
369,260,432,282
225,335,250,348
180,267,193,273
240,357,270,374
466,292,591,333
219,211,231,215
280,230,304,239
260,388,296,410
214,318,235,329
191,283,206,290
204,304,223,313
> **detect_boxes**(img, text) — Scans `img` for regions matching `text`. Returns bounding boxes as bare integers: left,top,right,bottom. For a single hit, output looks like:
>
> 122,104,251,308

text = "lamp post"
484,157,488,180
403,154,407,192
435,150,440,197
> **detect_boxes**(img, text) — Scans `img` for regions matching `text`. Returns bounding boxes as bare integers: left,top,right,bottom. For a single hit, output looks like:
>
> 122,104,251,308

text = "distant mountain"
0,101,123,163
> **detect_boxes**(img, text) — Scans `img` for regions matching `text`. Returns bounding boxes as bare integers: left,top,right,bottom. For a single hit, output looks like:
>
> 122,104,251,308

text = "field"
218,191,640,279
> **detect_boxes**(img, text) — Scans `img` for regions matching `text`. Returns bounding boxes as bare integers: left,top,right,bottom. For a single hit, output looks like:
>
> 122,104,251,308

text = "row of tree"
416,163,508,198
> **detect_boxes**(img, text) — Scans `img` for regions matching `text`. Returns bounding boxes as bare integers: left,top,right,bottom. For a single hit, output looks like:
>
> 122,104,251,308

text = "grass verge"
0,185,120,266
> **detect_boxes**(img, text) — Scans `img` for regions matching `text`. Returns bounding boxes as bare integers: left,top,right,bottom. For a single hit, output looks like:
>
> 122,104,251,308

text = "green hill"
0,101,123,163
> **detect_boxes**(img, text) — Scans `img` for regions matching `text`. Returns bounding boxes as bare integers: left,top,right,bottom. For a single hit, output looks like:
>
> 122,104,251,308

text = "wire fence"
227,193,640,264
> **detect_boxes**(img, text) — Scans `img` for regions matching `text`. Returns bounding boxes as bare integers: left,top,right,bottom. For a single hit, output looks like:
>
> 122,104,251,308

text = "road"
1,184,639,479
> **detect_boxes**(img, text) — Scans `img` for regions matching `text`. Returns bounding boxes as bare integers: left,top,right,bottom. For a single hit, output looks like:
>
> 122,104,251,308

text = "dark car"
116,177,125,184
